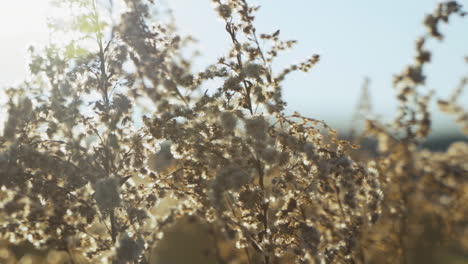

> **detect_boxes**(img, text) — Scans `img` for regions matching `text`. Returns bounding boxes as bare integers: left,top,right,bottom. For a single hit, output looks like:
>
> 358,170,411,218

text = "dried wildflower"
220,111,238,132
115,233,144,263
299,224,321,254
212,165,251,193
148,141,174,173
94,177,121,211
217,4,232,18
245,116,268,140
243,63,263,78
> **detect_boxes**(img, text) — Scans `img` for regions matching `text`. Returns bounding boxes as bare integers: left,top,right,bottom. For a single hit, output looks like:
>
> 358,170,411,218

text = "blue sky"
169,0,468,134
1,0,467,134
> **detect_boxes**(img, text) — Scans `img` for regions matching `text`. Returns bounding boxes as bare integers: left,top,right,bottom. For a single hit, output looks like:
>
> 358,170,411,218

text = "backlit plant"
0,1,466,263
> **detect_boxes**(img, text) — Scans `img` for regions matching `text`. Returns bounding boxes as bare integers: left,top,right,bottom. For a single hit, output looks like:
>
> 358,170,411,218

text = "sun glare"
0,0,50,86
0,1,48,33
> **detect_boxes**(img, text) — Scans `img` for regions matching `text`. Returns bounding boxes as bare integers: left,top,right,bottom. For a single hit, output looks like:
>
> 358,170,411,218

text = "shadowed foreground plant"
0,1,466,264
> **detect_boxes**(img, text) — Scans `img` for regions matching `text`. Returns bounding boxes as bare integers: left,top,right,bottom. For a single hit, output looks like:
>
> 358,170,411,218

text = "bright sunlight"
0,0,49,86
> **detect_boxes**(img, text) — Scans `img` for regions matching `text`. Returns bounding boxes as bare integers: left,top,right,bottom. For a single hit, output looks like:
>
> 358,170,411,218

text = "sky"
0,0,49,85
1,0,467,135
